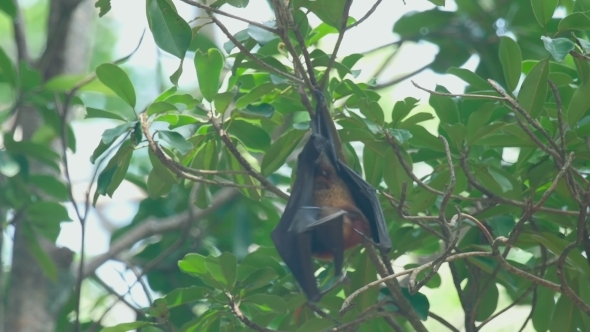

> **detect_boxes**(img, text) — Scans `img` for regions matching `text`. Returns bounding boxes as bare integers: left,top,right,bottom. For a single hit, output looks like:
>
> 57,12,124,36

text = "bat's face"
310,153,371,259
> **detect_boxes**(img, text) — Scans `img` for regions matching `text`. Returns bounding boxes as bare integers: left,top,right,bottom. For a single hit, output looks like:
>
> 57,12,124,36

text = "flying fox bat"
271,97,392,302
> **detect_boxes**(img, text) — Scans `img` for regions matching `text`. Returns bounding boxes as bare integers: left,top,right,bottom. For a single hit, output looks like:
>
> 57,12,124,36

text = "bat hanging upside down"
271,97,392,302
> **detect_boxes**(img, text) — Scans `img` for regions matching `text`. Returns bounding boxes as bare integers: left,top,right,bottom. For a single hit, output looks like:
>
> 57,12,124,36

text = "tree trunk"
6,0,94,331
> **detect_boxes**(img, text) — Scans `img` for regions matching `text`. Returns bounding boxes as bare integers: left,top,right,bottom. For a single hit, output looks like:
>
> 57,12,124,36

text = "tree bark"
6,0,94,331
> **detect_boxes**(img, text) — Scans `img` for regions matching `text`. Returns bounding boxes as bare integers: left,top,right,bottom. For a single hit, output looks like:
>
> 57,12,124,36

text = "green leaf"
576,37,590,53
441,122,466,145
23,225,57,282
447,67,489,90
363,145,383,187
429,85,459,124
93,142,132,202
0,0,16,18
29,175,69,201
247,22,277,45
194,48,224,102
383,148,412,198
158,131,192,155
101,122,135,144
227,0,249,7
399,112,435,127
401,288,430,320
235,83,275,109
101,321,154,332
155,86,178,101
170,58,184,86
96,63,137,108
26,202,72,223
391,97,419,126
148,148,177,184
243,294,287,314
147,101,178,116
261,129,305,176
517,59,549,118
549,294,577,332
294,318,334,332
3,136,61,170
85,107,128,121
225,145,261,200
566,82,590,127
214,91,234,114
533,282,556,331
218,252,237,289
498,36,522,91
146,169,173,198
90,139,115,164
302,0,348,31
359,100,384,124
163,286,211,308
240,267,277,291
558,12,590,32
0,46,17,86
178,253,209,276
474,282,499,321
531,0,558,26
428,0,445,5
146,0,192,58
228,120,271,152
95,0,112,17
388,128,412,143
541,36,575,62
488,166,513,192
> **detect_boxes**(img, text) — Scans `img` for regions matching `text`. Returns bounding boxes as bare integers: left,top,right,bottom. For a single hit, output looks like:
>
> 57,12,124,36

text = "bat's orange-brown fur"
310,154,370,259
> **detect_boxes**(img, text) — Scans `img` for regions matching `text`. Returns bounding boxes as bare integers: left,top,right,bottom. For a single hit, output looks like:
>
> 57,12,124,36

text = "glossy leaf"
498,36,522,91
96,64,137,108
0,46,17,86
566,82,590,127
261,129,305,176
517,59,549,118
558,12,590,32
147,101,177,116
447,67,489,90
146,0,192,58
158,131,193,155
194,49,224,102
228,120,271,152
541,36,575,62
531,0,558,26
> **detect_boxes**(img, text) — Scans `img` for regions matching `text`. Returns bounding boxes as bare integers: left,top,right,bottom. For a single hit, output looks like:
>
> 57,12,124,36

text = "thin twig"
341,251,493,313
548,80,566,159
429,312,460,332
208,114,289,200
180,0,278,33
487,79,562,154
319,0,353,89
210,16,303,85
227,293,279,332
412,80,505,100
371,62,432,89
347,0,383,30
555,194,590,316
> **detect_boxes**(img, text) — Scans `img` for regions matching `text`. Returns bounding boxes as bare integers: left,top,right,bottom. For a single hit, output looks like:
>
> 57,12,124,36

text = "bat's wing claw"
288,206,347,233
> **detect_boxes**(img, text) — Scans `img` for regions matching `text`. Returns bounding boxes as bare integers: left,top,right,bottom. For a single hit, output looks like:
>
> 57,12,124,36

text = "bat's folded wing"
337,161,392,252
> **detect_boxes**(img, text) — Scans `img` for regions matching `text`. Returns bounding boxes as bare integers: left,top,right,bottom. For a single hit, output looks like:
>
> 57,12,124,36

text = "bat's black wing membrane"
315,97,392,252
337,161,392,252
271,134,345,301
